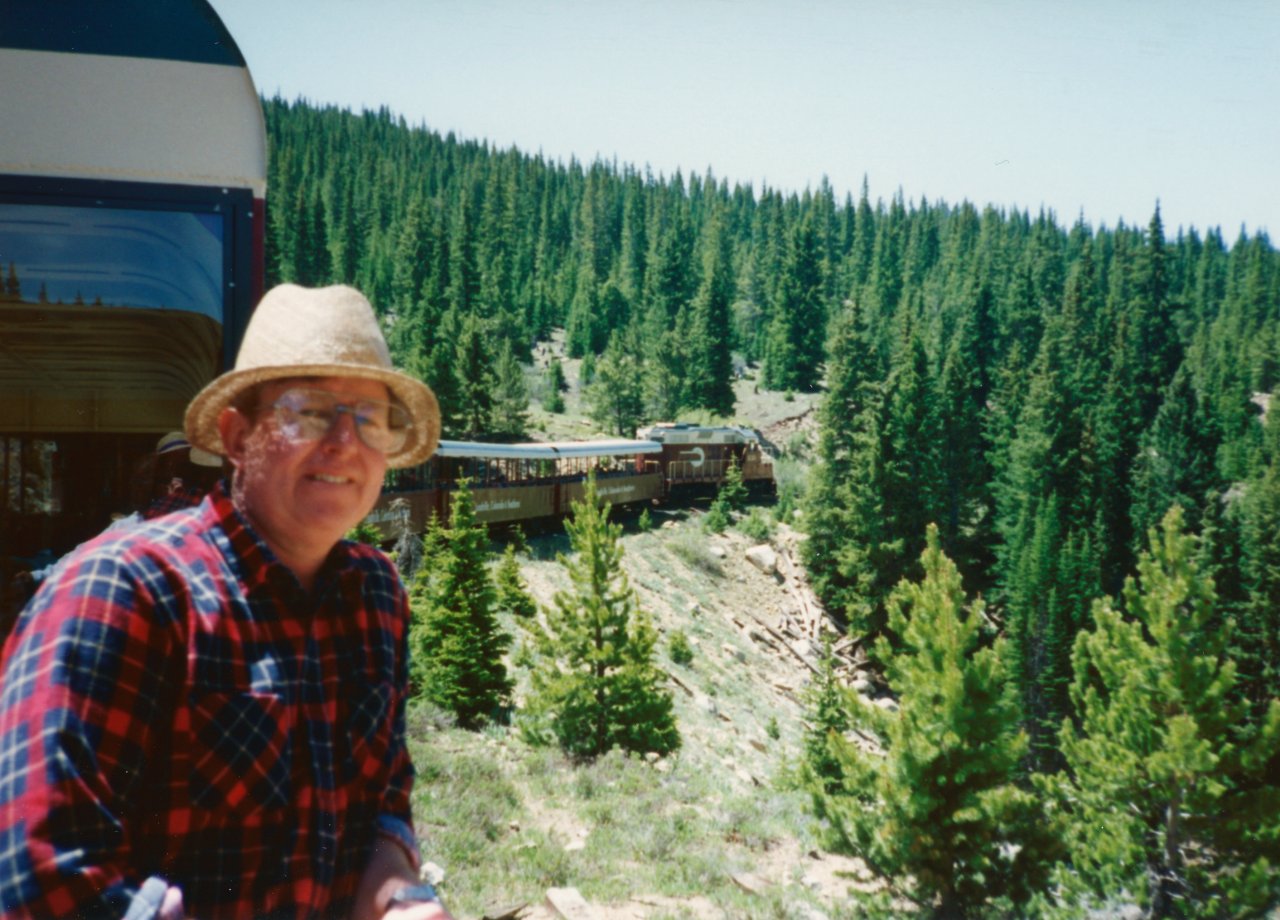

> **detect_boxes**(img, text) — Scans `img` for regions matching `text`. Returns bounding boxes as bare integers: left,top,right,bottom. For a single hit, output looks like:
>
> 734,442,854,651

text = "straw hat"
184,284,440,468
156,431,223,468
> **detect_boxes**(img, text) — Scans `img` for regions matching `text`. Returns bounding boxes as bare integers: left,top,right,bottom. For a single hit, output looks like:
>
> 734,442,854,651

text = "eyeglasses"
268,387,411,454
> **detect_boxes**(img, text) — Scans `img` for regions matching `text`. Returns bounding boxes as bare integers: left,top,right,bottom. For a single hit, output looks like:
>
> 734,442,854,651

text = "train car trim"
0,48,267,196
434,439,662,460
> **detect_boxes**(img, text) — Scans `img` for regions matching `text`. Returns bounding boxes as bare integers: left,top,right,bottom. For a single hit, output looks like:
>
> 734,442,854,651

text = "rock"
418,861,445,884
708,544,727,559
873,696,899,713
745,544,778,575
792,905,831,920
730,871,767,895
562,829,589,852
545,887,597,919
481,903,528,920
851,677,872,694
748,738,767,753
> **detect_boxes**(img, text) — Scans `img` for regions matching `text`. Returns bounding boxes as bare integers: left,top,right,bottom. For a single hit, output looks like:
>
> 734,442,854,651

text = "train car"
366,438,665,535
635,422,776,497
0,0,267,568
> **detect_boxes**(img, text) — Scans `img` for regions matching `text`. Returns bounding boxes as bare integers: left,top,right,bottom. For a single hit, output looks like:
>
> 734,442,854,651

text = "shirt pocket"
189,690,292,818
343,680,393,790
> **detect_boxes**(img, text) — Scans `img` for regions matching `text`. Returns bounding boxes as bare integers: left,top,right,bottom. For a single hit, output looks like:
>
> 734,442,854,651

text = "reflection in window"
0,203,223,321
3,437,60,516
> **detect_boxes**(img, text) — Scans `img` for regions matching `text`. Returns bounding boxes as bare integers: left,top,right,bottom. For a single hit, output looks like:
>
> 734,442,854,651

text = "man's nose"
322,409,361,448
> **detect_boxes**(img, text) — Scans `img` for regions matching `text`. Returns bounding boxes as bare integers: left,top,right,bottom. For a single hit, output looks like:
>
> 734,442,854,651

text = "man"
140,431,224,520
0,285,453,920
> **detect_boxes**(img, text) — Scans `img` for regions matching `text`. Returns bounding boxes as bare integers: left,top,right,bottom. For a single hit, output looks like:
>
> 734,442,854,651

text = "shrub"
736,507,773,543
345,519,384,545
668,629,694,667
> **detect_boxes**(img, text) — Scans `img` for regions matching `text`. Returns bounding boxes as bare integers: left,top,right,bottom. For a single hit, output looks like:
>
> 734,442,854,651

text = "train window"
0,202,223,320
2,436,60,516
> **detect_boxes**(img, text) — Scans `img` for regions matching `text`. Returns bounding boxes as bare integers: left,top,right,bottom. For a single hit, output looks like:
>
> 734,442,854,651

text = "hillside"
399,357,885,919
407,510,885,920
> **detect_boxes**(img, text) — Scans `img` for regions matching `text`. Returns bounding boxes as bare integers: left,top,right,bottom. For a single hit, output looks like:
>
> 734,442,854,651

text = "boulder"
745,544,778,576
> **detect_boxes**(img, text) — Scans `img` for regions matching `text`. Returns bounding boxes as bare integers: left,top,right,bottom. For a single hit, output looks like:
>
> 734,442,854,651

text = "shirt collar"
205,482,355,602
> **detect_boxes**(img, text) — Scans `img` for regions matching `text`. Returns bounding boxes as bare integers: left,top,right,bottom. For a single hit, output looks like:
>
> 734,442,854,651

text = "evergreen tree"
1236,452,1280,718
525,475,679,758
684,210,736,415
542,359,567,413
494,543,538,619
763,210,826,391
643,324,685,422
585,331,646,436
801,635,850,794
1130,362,1220,546
411,480,513,728
1053,507,1280,916
812,526,1059,916
491,340,530,440
454,314,496,439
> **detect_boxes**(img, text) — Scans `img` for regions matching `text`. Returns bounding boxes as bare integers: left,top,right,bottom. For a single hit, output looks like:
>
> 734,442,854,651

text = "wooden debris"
545,887,597,920
481,903,528,920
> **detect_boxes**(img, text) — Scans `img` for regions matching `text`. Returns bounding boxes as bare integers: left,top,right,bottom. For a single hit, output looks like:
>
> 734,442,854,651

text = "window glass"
0,203,223,321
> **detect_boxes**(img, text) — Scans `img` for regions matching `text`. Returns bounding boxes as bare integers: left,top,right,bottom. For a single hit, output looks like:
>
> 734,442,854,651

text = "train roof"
634,423,762,445
435,439,663,460
0,0,267,195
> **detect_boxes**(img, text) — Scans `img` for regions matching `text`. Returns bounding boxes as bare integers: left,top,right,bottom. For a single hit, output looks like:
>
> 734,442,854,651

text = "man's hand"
383,903,451,920
352,842,454,920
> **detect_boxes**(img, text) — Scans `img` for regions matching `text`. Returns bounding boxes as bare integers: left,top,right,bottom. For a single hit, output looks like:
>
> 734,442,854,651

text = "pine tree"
585,331,646,436
525,475,679,758
491,340,530,440
717,455,748,512
1130,362,1220,545
542,359,567,413
411,480,513,728
684,210,736,415
1053,507,1280,916
494,543,538,619
454,314,496,440
801,636,851,794
811,526,1059,916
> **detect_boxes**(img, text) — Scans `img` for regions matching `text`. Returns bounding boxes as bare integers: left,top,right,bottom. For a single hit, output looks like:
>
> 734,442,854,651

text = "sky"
207,0,1280,240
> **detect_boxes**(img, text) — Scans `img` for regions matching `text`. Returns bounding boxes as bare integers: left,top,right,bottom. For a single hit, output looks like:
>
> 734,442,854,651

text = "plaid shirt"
141,483,209,520
0,485,420,919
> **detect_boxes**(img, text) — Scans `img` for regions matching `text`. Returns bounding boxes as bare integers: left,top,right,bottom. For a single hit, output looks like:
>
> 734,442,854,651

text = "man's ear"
217,407,252,468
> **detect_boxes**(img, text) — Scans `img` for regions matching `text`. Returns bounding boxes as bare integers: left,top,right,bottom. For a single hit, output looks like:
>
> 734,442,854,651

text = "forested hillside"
267,97,1280,914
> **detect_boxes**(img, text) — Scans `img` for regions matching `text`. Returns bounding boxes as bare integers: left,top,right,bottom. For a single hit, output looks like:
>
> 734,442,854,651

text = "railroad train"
0,0,267,573
365,423,776,536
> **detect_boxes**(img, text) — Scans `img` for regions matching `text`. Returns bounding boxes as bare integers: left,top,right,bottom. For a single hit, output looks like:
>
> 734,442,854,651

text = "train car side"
1,0,266,564
366,439,664,535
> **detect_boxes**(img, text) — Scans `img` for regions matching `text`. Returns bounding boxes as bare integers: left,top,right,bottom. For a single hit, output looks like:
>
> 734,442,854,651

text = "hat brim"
184,363,440,469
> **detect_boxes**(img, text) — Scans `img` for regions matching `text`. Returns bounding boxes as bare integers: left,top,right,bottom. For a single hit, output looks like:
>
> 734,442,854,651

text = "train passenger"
0,284,453,920
139,430,224,520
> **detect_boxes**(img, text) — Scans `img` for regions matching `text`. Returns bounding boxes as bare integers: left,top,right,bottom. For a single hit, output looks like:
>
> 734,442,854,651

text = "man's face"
219,376,390,563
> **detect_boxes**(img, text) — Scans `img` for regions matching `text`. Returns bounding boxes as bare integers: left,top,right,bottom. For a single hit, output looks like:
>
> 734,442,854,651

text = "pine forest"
266,97,1280,916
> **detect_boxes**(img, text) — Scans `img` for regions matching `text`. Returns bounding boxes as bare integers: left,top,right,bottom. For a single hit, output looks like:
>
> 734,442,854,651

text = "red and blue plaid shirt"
141,483,209,520
0,485,420,919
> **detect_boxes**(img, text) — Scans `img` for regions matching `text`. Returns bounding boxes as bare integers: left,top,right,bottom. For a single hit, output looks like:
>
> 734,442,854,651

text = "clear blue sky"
207,0,1279,240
